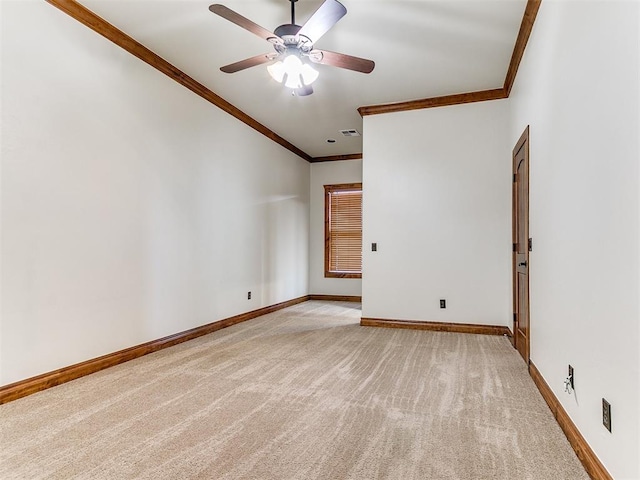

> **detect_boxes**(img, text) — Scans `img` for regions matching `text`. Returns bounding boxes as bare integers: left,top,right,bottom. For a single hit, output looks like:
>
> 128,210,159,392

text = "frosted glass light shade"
267,61,286,83
268,55,319,88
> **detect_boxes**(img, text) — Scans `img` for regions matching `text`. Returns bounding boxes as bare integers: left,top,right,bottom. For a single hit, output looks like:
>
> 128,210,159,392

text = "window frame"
324,183,363,279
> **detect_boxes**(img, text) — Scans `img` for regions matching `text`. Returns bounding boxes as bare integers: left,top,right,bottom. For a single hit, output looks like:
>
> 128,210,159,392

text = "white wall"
309,160,362,296
0,0,4,389
0,2,309,386
362,100,512,326
509,1,639,478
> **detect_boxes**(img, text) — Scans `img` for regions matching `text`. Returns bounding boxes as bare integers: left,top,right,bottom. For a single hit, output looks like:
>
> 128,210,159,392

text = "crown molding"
358,88,507,117
310,153,363,163
46,0,541,160
504,0,542,96
45,0,313,162
357,0,541,117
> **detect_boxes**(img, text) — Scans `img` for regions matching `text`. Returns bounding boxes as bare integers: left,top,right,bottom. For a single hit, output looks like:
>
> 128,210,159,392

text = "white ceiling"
80,0,527,158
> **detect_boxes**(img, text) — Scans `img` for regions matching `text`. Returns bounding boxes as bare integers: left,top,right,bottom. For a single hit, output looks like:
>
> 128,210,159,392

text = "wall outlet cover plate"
602,398,612,432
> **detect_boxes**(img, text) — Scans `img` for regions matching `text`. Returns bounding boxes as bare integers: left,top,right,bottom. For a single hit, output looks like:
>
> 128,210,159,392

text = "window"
324,183,362,278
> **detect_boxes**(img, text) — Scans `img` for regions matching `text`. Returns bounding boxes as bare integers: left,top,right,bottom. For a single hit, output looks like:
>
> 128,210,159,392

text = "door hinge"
513,173,517,182
513,313,517,323
528,238,533,252
513,243,517,252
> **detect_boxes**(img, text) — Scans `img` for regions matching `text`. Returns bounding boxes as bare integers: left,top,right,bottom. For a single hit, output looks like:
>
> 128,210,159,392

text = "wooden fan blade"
297,0,347,44
312,50,375,74
209,4,280,43
220,53,275,73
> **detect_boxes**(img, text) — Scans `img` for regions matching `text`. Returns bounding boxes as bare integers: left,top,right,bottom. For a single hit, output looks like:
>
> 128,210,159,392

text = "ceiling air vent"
339,129,361,137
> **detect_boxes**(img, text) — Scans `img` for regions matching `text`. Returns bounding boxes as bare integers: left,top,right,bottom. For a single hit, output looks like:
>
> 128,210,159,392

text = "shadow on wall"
261,194,308,303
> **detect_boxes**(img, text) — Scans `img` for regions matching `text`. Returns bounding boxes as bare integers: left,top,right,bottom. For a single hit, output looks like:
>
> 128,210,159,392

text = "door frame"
512,126,530,364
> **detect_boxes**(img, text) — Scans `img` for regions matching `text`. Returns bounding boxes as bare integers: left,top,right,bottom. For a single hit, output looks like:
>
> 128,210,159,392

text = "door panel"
513,127,530,365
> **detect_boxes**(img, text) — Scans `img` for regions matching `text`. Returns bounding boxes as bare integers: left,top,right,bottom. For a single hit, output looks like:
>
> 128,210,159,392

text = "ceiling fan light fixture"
268,54,319,89
211,0,375,95
267,60,287,83
300,63,319,85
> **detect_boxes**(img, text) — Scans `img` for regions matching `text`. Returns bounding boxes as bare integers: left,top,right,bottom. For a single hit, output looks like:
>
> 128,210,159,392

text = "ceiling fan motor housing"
273,23,301,38
272,24,314,56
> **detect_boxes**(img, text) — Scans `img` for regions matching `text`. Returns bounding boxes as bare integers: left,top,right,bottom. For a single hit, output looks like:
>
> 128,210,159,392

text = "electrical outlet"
440,299,446,309
247,291,251,300
568,365,574,390
602,399,612,432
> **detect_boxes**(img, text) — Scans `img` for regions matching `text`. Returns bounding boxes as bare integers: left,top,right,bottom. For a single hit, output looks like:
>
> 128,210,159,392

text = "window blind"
326,186,362,274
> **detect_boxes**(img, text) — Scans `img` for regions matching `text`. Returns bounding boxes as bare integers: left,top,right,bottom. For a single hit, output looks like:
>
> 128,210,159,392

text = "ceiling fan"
209,0,375,96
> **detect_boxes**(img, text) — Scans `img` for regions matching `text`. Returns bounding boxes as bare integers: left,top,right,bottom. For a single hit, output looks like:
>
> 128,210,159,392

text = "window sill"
324,272,362,279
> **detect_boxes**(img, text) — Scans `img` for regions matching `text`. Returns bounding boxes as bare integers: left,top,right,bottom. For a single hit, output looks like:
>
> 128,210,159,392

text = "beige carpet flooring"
0,301,589,480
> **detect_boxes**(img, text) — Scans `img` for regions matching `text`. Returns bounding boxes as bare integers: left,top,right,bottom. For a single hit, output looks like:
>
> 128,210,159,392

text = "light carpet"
0,301,589,480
